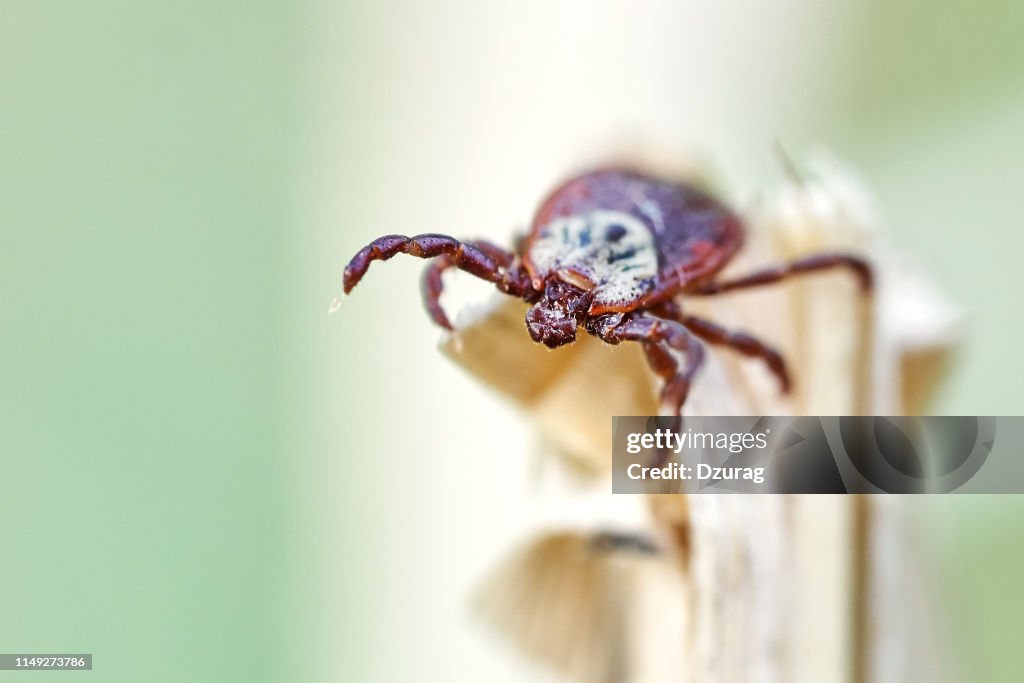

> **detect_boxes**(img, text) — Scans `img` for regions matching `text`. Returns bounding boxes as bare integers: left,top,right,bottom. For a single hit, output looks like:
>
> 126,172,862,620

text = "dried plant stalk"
442,302,657,476
448,154,959,682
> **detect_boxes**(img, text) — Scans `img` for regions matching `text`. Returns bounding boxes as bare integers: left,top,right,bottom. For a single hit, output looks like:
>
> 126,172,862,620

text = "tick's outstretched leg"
653,301,790,393
589,313,705,415
420,239,519,330
691,253,872,295
343,234,512,296
640,342,696,415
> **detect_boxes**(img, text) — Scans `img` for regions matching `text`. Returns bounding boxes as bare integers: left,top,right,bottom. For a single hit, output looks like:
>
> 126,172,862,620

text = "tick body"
341,168,871,414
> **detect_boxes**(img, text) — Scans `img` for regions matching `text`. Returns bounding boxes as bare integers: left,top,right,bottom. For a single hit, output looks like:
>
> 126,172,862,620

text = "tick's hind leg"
692,252,872,295
653,302,790,393
343,233,511,295
592,313,705,415
420,240,518,330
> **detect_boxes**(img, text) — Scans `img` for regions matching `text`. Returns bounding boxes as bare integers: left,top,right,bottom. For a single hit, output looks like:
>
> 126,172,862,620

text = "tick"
339,168,871,414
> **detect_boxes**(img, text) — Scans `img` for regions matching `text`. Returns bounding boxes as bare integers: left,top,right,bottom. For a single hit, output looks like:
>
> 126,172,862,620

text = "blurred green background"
2,1,1023,681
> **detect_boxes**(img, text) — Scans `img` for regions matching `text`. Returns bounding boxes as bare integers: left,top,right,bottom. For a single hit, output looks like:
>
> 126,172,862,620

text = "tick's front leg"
420,240,519,330
590,313,705,415
343,234,508,294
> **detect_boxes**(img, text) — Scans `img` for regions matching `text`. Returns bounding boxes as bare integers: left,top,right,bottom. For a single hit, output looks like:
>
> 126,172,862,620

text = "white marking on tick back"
531,210,658,308
638,199,666,234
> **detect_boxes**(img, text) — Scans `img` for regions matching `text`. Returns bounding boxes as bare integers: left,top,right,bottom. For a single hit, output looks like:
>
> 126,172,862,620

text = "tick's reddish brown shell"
523,168,744,315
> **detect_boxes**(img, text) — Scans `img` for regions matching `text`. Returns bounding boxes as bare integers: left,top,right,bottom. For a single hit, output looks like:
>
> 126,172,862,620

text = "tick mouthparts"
327,296,344,315
556,268,595,291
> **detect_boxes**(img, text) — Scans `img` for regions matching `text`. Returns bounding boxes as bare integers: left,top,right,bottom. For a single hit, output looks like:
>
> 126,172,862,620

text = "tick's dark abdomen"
527,169,744,301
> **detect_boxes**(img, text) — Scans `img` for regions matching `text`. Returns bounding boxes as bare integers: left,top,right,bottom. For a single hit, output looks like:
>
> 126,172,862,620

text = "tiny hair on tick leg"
338,167,873,415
